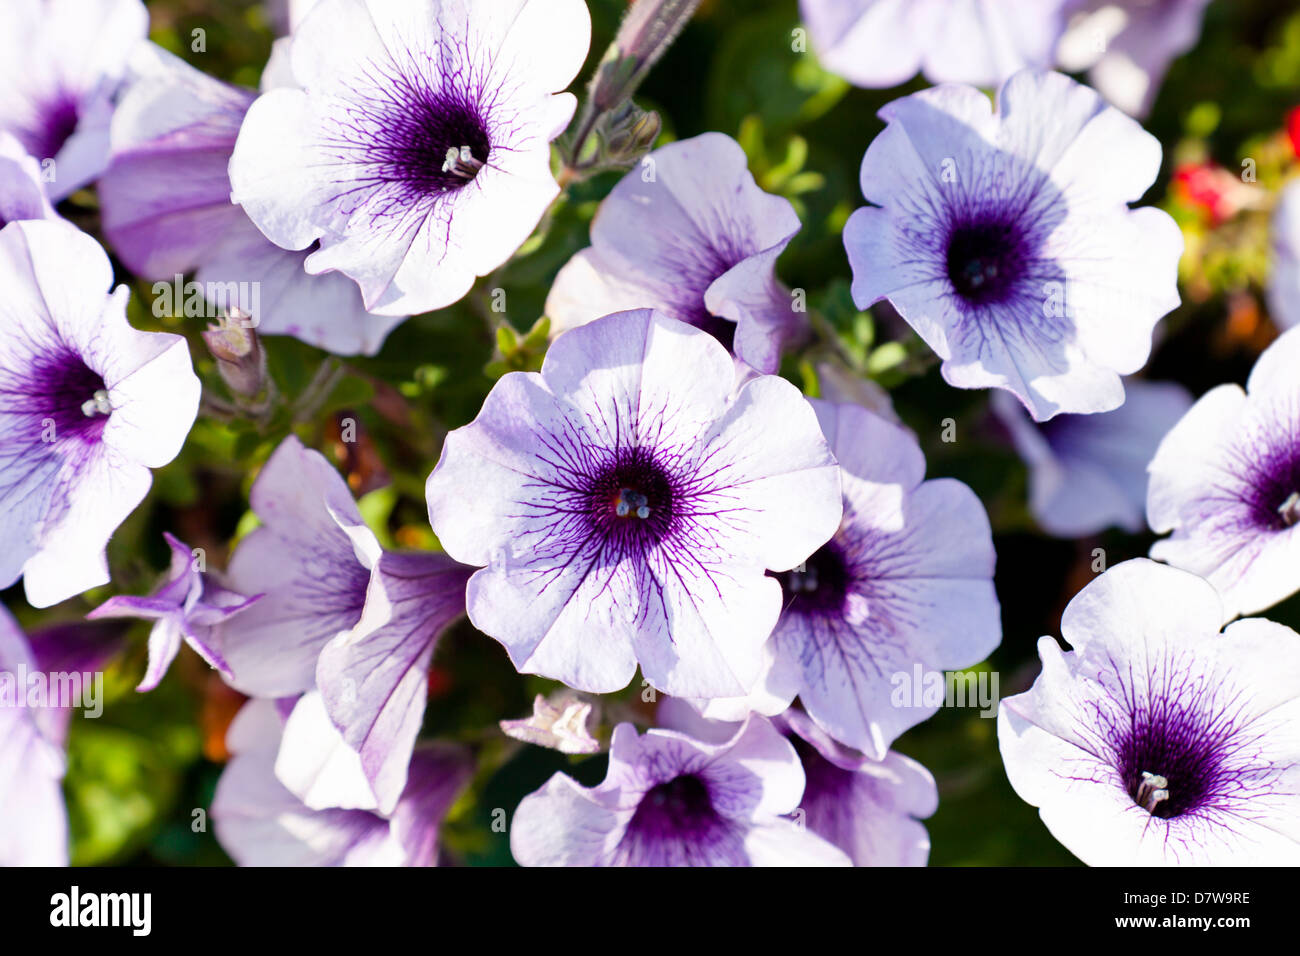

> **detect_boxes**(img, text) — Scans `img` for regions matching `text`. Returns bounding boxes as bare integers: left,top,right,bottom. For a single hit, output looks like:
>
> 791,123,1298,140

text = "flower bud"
589,0,702,112
202,308,266,399
597,102,662,162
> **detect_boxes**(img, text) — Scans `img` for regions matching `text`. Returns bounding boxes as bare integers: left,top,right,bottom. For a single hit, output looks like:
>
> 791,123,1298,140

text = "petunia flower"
691,400,999,757
0,610,125,866
779,709,937,867
100,43,408,356
510,715,851,866
1057,0,1212,117
544,133,806,373
657,698,937,866
799,0,1071,90
213,697,473,866
228,0,592,316
844,69,1182,421
425,309,843,699
216,435,472,813
87,533,260,692
1268,180,1300,331
1147,327,1300,620
0,219,200,608
999,559,1300,866
0,0,148,200
992,379,1193,538
0,605,68,866
0,132,61,226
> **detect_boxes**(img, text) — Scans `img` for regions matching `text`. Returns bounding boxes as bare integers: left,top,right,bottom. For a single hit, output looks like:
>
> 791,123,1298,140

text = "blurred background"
8,0,1300,866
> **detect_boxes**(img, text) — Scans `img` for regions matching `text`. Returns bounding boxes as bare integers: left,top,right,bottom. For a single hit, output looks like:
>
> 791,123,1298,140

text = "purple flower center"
774,542,851,617
945,218,1030,306
1109,680,1244,819
326,51,493,205
614,773,746,866
1239,435,1300,532
25,94,81,162
22,349,111,446
584,447,676,552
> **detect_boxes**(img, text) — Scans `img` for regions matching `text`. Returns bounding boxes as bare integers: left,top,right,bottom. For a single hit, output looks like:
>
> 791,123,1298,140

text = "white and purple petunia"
778,709,936,867
1057,0,1212,117
213,696,473,866
0,611,124,866
0,0,148,200
545,133,806,374
215,435,472,813
693,400,999,758
1147,327,1300,620
229,0,591,316
799,0,1072,90
87,533,260,692
99,43,409,356
658,699,937,867
0,220,200,608
992,378,1193,538
510,715,851,866
0,132,62,227
844,69,1183,421
426,309,843,699
999,559,1300,866
1267,180,1300,331
0,604,67,866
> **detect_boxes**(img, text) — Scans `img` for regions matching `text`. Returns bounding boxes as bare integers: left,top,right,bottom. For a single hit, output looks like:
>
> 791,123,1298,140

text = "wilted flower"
511,716,850,866
1147,327,1300,619
0,220,200,608
0,0,148,199
100,43,407,356
844,69,1182,420
545,133,807,373
999,559,1300,865
500,693,601,755
87,533,260,692
216,436,472,812
992,379,1193,537
799,0,1071,89
213,697,473,866
228,0,591,316
426,309,842,699
1057,0,1213,117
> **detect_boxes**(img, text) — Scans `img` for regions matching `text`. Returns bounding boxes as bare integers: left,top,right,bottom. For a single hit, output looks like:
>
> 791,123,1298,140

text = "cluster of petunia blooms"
1,0,1297,868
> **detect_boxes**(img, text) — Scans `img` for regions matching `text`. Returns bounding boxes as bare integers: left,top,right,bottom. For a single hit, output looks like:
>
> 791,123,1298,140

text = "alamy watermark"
0,665,104,718
152,274,261,322
890,664,999,718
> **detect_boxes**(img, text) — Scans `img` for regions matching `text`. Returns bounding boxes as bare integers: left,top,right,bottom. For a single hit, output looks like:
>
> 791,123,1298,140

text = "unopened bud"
598,102,662,161
202,308,266,399
590,0,702,111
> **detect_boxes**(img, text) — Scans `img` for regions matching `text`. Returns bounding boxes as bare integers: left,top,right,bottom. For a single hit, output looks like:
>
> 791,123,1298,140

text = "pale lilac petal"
316,551,471,813
219,436,379,695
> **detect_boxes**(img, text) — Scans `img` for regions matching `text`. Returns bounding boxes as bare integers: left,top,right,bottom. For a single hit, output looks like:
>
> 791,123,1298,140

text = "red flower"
1173,161,1242,225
